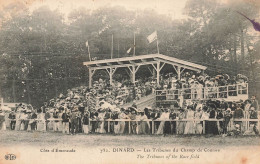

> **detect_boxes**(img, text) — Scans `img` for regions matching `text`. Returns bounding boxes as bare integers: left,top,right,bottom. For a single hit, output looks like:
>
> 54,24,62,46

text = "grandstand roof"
83,54,207,72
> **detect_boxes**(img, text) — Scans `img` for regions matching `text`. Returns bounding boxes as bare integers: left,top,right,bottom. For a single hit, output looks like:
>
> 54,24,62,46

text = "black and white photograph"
0,0,260,163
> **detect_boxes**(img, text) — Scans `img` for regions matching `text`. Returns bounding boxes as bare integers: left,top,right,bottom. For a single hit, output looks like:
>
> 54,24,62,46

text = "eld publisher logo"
5,154,16,160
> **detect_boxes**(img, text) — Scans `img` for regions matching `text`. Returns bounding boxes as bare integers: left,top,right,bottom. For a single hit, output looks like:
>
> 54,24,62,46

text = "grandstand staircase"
122,93,156,110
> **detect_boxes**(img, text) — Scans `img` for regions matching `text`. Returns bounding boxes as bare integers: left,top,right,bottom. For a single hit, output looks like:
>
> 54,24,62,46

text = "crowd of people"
158,72,248,90
156,72,248,100
0,95,259,136
47,77,156,114
0,71,258,137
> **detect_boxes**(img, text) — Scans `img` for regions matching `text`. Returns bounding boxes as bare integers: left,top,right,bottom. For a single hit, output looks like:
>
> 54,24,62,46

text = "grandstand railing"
156,83,248,101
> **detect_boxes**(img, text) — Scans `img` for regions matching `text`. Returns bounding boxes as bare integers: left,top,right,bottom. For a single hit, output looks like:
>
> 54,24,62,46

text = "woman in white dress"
196,83,203,99
190,82,197,99
194,109,203,134
137,111,149,134
118,109,129,134
184,107,195,134
177,109,186,134
48,111,54,131
19,112,26,131
37,112,46,132
156,109,170,135
178,92,184,108
96,110,106,133
15,111,21,131
58,111,63,131
244,100,251,118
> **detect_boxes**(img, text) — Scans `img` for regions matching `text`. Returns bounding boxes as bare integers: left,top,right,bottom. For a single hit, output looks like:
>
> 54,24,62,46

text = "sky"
0,0,188,19
29,0,188,19
0,0,259,20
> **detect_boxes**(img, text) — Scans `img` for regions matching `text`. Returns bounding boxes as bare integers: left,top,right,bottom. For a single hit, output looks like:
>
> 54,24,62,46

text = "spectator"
249,107,259,135
30,110,37,131
70,107,79,135
45,110,51,131
62,109,70,134
251,95,259,111
53,109,59,132
233,103,244,132
223,108,232,136
37,110,46,132
0,110,6,130
8,110,16,130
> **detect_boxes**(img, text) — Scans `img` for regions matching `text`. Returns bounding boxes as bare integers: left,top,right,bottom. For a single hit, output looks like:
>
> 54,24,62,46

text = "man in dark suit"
45,109,51,131
30,110,37,131
152,108,161,133
9,110,16,130
62,109,70,134
104,109,111,133
89,109,98,133
251,95,259,111
70,108,79,135
233,103,244,132
53,109,59,132
249,107,259,135
223,108,232,135
148,108,155,134
169,108,177,134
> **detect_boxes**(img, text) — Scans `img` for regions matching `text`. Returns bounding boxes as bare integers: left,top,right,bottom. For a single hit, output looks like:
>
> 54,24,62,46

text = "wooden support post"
89,69,93,88
105,67,117,86
132,66,136,84
177,66,181,80
109,68,113,85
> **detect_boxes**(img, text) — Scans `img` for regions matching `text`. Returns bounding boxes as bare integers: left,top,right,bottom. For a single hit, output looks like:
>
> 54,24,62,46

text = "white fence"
156,83,248,102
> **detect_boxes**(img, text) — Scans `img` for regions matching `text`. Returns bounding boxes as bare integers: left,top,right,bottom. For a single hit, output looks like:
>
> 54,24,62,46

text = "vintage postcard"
0,0,260,164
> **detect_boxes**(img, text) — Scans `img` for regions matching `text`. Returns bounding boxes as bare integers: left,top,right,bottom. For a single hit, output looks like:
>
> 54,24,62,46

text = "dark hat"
209,103,216,109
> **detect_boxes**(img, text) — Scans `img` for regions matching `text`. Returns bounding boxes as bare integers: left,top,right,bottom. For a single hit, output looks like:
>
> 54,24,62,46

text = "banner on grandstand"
147,31,159,54
147,31,157,44
126,47,132,54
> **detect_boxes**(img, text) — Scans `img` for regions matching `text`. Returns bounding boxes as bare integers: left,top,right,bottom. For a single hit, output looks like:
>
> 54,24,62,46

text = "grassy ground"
1,130,259,148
